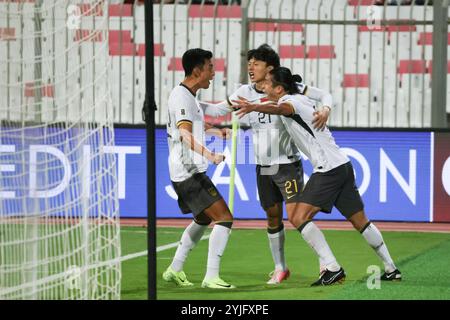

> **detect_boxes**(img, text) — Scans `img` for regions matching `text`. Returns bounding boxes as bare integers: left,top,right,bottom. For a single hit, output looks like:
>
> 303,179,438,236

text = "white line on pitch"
119,234,210,263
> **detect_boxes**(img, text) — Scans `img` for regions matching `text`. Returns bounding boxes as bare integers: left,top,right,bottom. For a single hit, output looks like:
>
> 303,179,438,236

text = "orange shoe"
267,268,290,284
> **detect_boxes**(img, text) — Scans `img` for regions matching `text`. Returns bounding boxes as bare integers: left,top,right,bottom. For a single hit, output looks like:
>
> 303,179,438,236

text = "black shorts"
299,161,364,218
256,161,304,209
171,172,223,217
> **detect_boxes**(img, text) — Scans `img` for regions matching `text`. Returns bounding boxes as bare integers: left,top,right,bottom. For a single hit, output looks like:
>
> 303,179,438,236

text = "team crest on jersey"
181,109,185,115
208,187,218,197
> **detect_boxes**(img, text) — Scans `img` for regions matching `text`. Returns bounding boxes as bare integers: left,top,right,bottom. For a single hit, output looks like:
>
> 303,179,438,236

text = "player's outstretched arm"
199,100,233,117
178,122,225,164
232,96,294,118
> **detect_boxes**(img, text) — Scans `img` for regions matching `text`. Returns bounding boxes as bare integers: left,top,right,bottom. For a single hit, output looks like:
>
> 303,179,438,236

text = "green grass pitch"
153,226,450,300
121,227,147,299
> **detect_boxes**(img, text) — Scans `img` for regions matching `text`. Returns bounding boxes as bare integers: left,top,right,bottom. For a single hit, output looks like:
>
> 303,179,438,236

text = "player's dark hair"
269,67,302,95
182,48,213,77
247,44,280,68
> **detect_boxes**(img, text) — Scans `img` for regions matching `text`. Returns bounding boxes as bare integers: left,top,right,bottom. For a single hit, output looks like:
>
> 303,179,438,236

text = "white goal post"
0,0,121,299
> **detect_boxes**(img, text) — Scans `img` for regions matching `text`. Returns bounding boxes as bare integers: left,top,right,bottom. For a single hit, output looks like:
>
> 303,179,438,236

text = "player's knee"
348,210,368,231
288,215,304,229
288,210,311,229
265,207,282,228
194,214,212,226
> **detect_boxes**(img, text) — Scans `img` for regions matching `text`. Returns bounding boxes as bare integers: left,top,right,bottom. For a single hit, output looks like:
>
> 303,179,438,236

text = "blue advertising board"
0,127,431,221
114,128,431,222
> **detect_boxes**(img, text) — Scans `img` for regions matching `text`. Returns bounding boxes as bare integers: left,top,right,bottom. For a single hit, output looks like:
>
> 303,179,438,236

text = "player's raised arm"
178,121,225,164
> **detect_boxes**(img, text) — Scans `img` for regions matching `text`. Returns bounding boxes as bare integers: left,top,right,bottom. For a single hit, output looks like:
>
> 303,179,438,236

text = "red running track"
121,218,450,233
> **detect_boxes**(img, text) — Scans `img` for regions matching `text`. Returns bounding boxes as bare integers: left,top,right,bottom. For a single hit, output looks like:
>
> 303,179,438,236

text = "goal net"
0,0,121,299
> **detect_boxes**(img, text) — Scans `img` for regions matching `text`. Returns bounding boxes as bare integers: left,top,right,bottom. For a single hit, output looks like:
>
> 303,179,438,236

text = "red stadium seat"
418,32,450,45
397,60,427,74
109,4,133,17
168,58,183,71
188,5,241,18
79,3,103,16
0,28,15,40
249,23,303,32
135,44,164,57
109,42,136,56
307,45,336,59
342,74,370,88
109,30,132,43
153,44,165,57
73,30,103,42
279,45,306,59
24,83,54,98
358,20,416,33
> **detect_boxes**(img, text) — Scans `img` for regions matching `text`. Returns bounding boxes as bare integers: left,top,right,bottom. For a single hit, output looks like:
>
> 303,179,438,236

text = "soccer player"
162,48,236,289
199,44,333,284
233,66,402,286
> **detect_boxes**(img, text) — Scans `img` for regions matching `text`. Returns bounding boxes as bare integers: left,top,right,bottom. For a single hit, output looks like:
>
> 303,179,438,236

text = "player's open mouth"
249,72,254,79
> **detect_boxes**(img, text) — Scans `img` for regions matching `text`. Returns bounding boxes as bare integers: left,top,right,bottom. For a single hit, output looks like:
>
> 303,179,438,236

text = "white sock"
204,223,232,281
300,222,341,272
170,221,208,272
267,226,287,271
361,223,396,273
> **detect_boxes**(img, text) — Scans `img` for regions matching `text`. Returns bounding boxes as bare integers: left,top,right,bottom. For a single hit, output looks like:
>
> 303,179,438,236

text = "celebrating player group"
162,44,402,289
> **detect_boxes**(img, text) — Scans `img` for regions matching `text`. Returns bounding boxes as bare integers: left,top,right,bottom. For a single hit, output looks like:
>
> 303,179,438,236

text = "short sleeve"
171,95,197,128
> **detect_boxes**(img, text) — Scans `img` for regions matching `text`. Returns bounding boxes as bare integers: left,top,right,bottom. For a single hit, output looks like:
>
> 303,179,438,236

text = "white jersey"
166,84,208,182
279,94,349,173
229,84,300,166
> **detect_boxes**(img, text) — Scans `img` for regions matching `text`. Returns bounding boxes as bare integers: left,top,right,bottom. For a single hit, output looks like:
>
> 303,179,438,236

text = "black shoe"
311,268,346,286
381,269,402,281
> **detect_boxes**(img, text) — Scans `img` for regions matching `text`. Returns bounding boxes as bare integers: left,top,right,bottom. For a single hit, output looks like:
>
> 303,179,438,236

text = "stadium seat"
417,32,450,45
109,30,132,43
397,60,427,74
0,27,15,40
109,42,136,56
73,30,103,42
307,45,336,59
135,43,164,57
109,4,133,17
342,74,370,88
249,22,303,33
188,4,241,19
78,3,103,16
279,45,306,59
24,82,54,98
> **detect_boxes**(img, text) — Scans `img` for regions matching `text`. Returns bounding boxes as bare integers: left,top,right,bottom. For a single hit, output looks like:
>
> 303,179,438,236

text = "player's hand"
232,96,257,118
220,128,232,140
208,152,225,165
312,106,331,131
